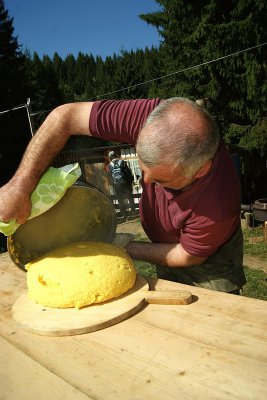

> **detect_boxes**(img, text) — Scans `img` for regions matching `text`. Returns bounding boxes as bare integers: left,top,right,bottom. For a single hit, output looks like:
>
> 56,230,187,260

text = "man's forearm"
0,102,93,223
125,241,207,268
10,110,69,191
12,103,92,191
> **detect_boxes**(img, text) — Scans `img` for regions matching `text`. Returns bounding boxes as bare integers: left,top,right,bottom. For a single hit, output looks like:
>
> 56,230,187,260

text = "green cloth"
0,163,81,236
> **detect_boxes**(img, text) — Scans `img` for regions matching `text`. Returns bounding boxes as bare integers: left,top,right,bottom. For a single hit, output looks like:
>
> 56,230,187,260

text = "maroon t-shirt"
89,99,241,258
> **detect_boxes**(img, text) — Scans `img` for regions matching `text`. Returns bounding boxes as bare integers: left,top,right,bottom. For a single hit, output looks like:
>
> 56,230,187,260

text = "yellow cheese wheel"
26,241,137,309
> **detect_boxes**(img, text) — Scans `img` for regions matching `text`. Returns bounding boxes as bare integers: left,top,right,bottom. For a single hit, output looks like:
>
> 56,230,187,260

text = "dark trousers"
113,182,135,218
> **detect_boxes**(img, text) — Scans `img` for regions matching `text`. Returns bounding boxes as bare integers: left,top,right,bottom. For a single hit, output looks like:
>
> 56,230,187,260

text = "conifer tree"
30,52,63,113
0,0,29,109
140,0,267,125
140,0,267,200
114,50,146,99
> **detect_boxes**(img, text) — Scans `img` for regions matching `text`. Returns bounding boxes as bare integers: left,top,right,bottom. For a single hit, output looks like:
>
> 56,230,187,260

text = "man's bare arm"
125,241,207,268
0,102,93,223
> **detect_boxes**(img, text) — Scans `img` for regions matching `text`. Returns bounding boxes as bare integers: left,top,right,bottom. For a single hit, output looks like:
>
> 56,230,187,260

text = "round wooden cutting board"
12,275,149,336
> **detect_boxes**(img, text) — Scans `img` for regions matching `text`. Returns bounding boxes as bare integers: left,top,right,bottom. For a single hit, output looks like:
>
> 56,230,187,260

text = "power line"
0,104,27,116
89,42,267,100
0,41,266,117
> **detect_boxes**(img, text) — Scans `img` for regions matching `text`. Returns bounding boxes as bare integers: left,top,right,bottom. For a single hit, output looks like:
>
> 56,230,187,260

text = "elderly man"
0,98,245,293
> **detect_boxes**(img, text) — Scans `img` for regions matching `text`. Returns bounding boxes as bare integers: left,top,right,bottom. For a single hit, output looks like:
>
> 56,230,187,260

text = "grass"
242,224,267,300
243,225,267,261
134,260,157,278
242,267,267,300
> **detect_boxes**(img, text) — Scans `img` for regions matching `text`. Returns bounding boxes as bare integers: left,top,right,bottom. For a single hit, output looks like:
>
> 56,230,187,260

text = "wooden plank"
84,163,110,195
11,276,148,336
11,276,192,336
0,336,91,400
1,312,266,400
1,253,267,400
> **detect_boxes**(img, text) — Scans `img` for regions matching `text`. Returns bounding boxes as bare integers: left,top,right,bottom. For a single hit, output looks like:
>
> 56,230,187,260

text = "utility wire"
0,104,27,116
0,42,266,117
89,42,267,100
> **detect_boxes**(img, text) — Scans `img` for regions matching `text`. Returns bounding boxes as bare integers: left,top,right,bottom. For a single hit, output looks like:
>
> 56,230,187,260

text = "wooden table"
0,251,266,400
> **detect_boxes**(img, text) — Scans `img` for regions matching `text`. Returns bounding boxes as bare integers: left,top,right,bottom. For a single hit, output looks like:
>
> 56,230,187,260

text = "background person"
107,150,136,220
0,98,245,293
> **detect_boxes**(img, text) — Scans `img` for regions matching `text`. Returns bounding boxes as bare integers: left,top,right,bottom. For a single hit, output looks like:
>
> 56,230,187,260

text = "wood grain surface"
12,275,148,336
11,275,192,336
1,252,267,400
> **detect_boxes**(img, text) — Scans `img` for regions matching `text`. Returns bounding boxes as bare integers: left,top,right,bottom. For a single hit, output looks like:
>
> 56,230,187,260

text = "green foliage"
113,50,145,99
243,267,267,300
1,0,266,200
134,260,157,278
243,226,267,261
0,0,31,109
239,118,267,156
224,120,267,201
140,0,267,125
30,52,63,111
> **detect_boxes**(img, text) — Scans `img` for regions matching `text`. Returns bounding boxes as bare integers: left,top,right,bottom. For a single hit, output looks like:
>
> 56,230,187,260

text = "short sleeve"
180,216,239,257
89,99,161,144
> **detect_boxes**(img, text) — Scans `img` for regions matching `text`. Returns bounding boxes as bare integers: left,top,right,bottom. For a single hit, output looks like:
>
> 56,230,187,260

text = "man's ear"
194,160,212,179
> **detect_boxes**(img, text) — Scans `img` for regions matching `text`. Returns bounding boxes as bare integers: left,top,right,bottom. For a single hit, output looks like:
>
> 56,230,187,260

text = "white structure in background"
109,146,142,212
121,146,142,198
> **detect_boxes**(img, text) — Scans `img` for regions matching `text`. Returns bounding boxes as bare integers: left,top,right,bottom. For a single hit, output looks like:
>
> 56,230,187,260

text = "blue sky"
5,0,162,59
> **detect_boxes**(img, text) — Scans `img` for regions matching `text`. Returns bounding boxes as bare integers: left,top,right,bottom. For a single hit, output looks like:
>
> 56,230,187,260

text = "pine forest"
0,0,266,202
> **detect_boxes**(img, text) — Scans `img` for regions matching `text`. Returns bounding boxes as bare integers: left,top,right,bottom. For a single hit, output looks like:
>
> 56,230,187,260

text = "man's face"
139,160,195,190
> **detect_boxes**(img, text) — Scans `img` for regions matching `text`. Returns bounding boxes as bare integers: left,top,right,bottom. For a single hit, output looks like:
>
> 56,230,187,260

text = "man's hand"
0,181,32,224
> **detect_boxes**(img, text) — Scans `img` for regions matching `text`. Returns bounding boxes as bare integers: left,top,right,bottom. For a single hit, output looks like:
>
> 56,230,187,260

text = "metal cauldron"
241,198,267,222
8,181,117,271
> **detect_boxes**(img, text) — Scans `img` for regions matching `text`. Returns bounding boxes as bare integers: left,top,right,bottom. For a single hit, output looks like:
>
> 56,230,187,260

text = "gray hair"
136,97,220,178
